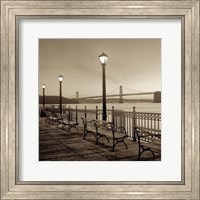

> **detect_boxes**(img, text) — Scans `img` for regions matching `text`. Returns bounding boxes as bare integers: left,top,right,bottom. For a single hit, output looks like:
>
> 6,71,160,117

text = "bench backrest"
94,120,116,138
94,120,128,139
55,113,71,121
94,120,113,131
136,127,161,150
54,113,62,120
45,111,51,117
81,118,96,132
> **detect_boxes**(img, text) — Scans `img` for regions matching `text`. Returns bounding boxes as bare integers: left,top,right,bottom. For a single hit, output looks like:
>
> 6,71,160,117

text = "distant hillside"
39,95,79,104
39,95,153,104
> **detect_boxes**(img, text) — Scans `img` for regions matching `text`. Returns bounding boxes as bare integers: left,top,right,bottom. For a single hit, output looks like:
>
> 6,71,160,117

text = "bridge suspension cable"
69,94,75,98
107,87,119,95
122,86,146,93
78,92,89,98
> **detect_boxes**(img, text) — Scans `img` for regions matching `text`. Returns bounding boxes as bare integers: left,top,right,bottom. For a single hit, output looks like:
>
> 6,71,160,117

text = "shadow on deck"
39,118,161,161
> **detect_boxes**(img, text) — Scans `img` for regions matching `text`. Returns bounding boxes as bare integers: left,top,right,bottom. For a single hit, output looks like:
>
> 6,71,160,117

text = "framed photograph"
1,0,199,199
38,38,162,162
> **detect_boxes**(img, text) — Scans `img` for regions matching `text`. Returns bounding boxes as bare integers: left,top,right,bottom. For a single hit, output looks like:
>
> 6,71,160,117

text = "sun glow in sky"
39,39,161,98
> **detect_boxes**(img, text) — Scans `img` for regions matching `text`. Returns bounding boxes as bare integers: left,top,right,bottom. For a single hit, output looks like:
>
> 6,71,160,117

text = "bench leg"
138,146,142,161
138,148,146,161
105,136,109,143
96,136,101,144
96,135,109,145
150,149,156,159
138,146,156,160
62,123,65,130
68,125,79,133
122,141,128,149
113,138,128,151
112,145,115,152
83,129,86,140
56,121,60,127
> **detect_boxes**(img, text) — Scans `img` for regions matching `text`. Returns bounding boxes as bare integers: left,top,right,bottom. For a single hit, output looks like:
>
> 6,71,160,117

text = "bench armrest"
138,132,161,137
114,127,127,134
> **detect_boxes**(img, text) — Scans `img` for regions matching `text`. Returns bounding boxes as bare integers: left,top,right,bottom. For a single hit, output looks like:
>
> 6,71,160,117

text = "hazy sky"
39,39,161,98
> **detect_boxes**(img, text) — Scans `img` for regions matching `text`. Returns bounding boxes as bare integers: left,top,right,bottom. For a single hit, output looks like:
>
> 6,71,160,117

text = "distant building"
119,85,123,103
76,91,80,104
154,91,161,103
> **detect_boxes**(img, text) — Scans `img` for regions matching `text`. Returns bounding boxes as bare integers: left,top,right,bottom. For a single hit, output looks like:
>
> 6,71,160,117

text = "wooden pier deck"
39,118,161,161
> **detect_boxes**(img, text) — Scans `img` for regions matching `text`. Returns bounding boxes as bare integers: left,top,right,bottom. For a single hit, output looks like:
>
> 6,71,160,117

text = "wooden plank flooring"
39,118,161,161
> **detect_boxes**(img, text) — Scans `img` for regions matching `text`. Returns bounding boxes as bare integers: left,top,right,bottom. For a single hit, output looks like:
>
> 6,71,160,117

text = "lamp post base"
102,114,107,121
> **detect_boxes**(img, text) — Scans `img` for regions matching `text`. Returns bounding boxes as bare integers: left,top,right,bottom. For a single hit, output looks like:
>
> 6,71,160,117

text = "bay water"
63,102,161,113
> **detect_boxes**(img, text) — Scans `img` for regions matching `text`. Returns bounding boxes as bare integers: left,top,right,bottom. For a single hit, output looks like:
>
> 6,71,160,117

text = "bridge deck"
39,118,161,161
78,92,154,99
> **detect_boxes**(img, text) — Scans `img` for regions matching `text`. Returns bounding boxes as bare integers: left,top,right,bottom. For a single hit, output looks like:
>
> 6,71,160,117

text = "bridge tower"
153,91,161,103
119,85,123,103
76,91,80,104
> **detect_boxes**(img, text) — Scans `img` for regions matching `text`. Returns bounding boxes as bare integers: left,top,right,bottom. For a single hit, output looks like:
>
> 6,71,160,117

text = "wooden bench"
136,127,161,160
56,113,79,133
45,111,57,125
81,118,128,151
81,118,96,140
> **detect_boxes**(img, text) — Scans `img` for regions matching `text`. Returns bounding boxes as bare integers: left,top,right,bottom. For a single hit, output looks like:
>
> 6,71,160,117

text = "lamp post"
99,52,108,121
42,84,46,107
58,75,63,113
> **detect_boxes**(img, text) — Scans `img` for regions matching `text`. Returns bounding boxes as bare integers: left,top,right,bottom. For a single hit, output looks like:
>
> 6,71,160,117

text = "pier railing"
41,105,161,140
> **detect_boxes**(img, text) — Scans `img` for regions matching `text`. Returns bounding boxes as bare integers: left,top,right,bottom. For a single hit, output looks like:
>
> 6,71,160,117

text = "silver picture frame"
0,0,199,199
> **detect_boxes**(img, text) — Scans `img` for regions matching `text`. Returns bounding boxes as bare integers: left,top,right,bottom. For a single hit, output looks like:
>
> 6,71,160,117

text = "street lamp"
42,84,46,107
99,52,108,121
58,75,63,113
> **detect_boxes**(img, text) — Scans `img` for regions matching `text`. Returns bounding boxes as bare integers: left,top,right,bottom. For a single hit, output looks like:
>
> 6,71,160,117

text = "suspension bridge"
73,86,161,103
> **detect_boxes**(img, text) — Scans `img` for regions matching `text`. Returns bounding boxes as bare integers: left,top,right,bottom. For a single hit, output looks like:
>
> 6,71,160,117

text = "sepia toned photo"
39,39,161,161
